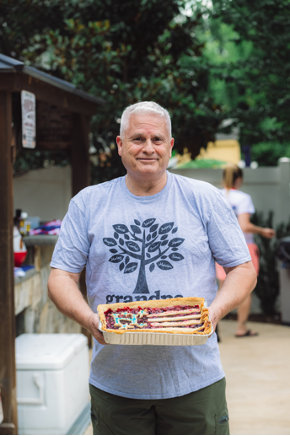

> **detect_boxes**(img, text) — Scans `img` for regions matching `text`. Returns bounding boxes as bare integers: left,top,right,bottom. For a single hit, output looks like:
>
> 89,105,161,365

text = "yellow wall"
197,139,241,164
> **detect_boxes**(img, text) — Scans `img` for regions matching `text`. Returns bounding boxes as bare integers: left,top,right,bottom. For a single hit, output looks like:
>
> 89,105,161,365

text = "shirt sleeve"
206,190,251,268
236,193,255,216
50,197,89,273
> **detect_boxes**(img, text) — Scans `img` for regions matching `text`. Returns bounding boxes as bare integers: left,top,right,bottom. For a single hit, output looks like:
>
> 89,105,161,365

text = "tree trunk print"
133,230,149,294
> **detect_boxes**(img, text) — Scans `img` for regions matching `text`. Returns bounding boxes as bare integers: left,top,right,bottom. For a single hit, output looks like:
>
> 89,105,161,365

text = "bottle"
26,220,31,235
19,212,28,236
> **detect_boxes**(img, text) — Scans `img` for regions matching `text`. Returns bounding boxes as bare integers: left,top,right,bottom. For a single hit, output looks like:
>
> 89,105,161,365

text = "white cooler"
16,333,90,435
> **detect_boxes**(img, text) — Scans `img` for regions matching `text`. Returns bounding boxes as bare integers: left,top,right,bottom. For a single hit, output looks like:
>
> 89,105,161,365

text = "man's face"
116,112,174,181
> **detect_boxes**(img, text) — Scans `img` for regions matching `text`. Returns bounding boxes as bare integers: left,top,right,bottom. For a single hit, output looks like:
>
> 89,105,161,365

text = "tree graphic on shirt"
103,218,185,294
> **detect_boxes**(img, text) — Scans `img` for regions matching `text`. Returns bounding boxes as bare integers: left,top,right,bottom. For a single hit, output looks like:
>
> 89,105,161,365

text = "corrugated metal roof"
0,53,103,104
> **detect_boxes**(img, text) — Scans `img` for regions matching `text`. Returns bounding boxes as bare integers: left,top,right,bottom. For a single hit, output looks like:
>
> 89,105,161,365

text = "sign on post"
21,90,36,149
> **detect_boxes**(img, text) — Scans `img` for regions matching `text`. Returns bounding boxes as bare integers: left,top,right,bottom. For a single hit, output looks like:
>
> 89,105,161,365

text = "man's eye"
153,137,163,144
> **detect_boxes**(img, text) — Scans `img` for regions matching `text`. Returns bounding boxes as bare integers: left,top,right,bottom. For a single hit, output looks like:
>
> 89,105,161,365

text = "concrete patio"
84,319,290,435
218,319,290,435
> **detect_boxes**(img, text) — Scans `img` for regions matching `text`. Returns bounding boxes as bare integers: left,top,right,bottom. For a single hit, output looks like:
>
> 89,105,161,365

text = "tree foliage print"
103,218,185,294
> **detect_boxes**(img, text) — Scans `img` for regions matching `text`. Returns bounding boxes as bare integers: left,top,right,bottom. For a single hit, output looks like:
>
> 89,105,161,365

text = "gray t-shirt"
51,172,250,399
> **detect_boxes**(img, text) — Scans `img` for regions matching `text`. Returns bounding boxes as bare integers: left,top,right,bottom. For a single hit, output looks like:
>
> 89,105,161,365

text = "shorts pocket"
215,413,229,435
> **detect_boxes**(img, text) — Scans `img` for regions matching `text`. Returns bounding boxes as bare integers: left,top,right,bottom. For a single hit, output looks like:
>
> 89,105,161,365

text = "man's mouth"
137,158,158,161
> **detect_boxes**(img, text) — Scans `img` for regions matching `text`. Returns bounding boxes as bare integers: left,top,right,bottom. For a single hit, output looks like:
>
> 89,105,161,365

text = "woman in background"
216,164,275,337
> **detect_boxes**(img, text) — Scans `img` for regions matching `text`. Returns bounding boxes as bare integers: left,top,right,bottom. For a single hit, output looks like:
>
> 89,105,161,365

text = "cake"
98,297,212,336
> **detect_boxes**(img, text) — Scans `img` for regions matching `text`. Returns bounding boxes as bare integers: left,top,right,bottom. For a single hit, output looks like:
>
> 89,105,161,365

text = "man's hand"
208,308,219,334
87,313,107,345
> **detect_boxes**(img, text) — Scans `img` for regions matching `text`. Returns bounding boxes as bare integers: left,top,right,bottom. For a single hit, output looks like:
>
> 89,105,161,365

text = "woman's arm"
47,268,106,344
238,213,275,238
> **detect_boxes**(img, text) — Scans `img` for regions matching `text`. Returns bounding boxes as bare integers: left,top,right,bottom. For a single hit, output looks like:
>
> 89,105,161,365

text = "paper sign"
21,90,36,149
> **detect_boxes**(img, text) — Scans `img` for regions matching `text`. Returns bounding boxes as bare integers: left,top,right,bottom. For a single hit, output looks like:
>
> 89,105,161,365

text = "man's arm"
209,261,257,330
47,268,106,344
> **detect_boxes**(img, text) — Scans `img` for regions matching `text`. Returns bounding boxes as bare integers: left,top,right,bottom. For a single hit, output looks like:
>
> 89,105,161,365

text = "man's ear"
170,138,174,157
116,136,122,156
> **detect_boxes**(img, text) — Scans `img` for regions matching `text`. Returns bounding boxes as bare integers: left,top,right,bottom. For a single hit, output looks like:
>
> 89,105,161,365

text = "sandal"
235,329,258,338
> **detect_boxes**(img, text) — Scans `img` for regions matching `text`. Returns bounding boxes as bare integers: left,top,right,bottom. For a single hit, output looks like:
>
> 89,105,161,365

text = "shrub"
252,211,290,316
250,142,290,167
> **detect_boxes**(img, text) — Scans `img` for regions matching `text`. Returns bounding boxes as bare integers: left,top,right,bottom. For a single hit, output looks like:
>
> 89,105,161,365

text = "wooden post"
0,91,17,434
70,113,92,345
71,113,91,196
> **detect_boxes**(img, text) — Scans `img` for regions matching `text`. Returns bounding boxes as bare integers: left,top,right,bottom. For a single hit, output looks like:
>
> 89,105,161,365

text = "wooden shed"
0,53,103,434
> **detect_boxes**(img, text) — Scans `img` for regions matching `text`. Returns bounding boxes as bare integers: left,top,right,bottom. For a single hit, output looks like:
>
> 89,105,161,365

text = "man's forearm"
48,268,106,344
47,268,94,330
209,261,257,329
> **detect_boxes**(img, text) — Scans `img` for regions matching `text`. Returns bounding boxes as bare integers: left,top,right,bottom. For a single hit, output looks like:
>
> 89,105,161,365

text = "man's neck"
125,173,168,196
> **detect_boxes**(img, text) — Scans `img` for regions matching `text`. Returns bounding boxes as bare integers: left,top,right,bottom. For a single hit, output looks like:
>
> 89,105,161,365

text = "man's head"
119,101,172,139
116,101,174,190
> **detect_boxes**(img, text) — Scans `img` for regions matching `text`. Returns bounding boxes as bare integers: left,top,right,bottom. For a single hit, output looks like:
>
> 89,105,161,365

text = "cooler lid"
16,333,88,370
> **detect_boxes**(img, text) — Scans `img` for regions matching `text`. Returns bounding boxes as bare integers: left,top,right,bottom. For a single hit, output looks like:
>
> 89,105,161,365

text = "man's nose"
143,139,154,152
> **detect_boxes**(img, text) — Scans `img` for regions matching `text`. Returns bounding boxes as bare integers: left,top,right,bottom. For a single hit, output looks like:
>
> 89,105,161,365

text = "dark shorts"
89,378,229,435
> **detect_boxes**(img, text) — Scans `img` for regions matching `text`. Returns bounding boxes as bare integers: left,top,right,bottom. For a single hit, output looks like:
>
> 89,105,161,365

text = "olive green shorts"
89,378,229,435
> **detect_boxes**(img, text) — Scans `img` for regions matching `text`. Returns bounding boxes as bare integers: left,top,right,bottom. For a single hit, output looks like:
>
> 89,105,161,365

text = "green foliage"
177,158,226,168
209,0,290,149
250,142,290,167
252,211,290,316
1,0,222,182
2,0,290,175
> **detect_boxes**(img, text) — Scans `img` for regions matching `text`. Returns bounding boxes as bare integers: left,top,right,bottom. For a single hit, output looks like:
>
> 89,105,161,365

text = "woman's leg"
235,294,253,336
217,276,257,337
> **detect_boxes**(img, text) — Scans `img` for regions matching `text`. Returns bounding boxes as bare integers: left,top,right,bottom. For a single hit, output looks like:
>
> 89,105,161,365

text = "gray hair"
119,101,172,138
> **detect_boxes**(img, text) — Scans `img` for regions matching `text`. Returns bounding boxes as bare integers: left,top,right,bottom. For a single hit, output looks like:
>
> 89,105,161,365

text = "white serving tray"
99,324,212,346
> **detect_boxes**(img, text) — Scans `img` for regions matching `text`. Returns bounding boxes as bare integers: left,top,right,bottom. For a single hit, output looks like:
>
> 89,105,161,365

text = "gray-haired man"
48,101,256,434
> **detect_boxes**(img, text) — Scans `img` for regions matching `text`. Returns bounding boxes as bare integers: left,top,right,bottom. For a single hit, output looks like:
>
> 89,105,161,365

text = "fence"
171,157,290,227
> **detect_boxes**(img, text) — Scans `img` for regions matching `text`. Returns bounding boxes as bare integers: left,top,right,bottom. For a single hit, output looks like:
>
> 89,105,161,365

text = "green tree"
207,0,290,163
0,0,222,182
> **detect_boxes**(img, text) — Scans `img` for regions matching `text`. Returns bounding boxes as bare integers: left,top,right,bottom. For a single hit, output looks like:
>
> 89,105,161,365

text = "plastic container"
13,226,27,266
14,251,27,267
28,216,40,229
16,333,90,435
